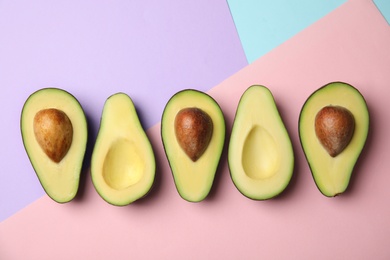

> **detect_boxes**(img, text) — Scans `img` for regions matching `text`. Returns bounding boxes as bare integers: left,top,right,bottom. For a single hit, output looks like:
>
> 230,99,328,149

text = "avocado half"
91,93,155,206
161,89,225,202
299,82,369,197
228,85,294,200
21,88,88,203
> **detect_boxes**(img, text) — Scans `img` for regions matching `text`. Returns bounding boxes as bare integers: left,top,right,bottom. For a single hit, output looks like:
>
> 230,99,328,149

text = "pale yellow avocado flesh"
228,85,294,200
161,90,225,202
91,93,155,206
299,82,369,197
21,88,88,203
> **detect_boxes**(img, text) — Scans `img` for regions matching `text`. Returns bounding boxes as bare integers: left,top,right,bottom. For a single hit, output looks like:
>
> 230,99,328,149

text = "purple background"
0,0,247,221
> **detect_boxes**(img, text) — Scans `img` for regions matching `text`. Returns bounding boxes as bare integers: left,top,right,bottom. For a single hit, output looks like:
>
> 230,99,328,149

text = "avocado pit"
33,108,73,163
174,107,213,162
315,105,355,157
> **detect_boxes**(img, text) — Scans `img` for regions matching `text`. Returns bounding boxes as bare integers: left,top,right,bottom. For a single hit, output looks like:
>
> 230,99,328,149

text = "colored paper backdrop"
0,0,247,221
227,0,346,62
1,0,390,259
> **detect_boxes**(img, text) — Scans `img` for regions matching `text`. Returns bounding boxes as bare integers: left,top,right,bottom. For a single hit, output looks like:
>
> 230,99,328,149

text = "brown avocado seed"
315,105,355,157
33,108,73,163
174,107,213,162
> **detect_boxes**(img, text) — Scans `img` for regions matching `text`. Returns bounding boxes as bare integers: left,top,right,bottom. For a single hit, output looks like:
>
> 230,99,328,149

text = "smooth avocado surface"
91,93,155,206
21,88,88,203
299,82,369,197
161,89,225,202
228,85,294,200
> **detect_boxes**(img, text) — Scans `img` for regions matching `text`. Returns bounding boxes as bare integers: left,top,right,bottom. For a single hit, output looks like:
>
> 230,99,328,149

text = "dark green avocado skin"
21,88,88,203
227,85,294,200
298,82,369,197
161,89,226,202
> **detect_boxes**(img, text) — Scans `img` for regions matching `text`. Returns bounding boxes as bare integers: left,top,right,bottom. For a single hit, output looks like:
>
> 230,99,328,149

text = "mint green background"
374,0,390,25
227,0,347,63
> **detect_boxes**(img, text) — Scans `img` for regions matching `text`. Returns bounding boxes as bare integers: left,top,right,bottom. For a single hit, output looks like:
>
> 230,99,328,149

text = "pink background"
1,0,390,259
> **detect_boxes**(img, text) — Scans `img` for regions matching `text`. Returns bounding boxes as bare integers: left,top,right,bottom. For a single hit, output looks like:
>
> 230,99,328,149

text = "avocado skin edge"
91,92,156,206
20,88,88,203
161,89,226,202
227,85,295,201
298,81,370,197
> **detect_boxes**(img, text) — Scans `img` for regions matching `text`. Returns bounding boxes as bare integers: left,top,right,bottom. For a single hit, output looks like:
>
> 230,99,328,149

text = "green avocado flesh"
91,93,155,206
228,85,294,200
299,82,369,197
161,89,225,202
21,88,88,203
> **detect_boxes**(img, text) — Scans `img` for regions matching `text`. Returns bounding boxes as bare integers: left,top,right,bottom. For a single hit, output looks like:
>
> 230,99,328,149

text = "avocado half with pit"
91,93,155,206
161,89,225,202
228,85,294,200
299,82,369,197
21,88,88,203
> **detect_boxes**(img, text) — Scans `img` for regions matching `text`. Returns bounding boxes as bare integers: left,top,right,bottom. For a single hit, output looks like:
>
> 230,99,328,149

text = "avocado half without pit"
21,88,88,203
299,82,369,197
91,93,155,206
228,85,294,200
161,89,225,202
